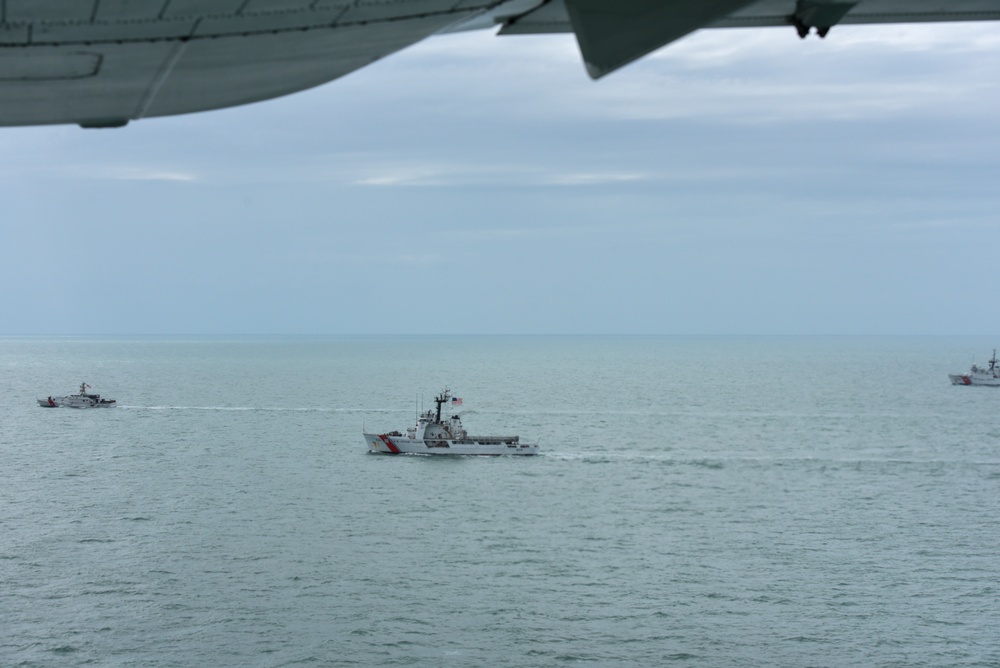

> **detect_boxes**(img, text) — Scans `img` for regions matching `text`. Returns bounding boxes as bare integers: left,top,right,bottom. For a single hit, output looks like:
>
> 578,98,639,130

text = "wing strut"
564,0,759,79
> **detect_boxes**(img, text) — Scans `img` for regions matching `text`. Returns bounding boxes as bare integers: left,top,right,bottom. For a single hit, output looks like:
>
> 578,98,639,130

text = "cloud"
350,168,652,188
543,172,649,185
361,23,1000,125
111,169,197,182
343,160,650,188
350,165,454,186
71,165,198,182
562,25,1000,123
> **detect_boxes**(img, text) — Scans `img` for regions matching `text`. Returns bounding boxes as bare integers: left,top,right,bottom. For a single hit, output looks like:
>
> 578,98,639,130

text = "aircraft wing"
501,0,1000,77
0,0,518,128
1,0,998,128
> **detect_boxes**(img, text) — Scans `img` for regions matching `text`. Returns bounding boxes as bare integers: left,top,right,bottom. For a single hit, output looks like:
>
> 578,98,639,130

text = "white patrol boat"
38,382,117,408
364,390,538,456
949,350,1000,386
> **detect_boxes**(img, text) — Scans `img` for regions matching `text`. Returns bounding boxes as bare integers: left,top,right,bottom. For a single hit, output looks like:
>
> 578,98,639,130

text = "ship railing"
457,436,520,444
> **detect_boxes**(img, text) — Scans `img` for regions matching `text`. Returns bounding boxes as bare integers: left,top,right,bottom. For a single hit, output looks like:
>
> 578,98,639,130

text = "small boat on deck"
38,382,117,408
363,390,538,455
949,350,1000,386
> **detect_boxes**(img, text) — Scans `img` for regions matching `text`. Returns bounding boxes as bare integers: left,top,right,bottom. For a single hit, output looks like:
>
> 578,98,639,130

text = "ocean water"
2,336,999,667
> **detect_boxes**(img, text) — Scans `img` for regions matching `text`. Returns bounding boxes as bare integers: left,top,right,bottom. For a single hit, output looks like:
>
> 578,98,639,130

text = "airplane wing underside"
0,0,998,128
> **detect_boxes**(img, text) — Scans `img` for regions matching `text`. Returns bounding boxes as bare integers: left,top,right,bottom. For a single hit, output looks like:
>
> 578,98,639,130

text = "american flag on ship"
450,396,462,406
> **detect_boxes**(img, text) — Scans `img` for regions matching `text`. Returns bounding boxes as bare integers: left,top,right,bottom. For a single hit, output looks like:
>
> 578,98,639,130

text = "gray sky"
2,23,999,335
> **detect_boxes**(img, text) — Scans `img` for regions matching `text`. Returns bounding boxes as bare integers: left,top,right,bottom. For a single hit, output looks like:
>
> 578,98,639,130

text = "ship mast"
434,389,450,424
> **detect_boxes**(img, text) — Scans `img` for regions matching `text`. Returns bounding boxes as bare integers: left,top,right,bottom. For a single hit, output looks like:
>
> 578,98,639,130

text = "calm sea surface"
2,336,999,667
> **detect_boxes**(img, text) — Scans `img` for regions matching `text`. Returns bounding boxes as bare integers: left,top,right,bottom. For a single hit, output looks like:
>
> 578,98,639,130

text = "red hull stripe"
378,434,401,454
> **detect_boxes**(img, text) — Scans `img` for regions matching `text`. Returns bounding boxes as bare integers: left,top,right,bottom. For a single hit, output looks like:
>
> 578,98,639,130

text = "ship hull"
363,433,538,456
949,374,1000,386
37,396,117,408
